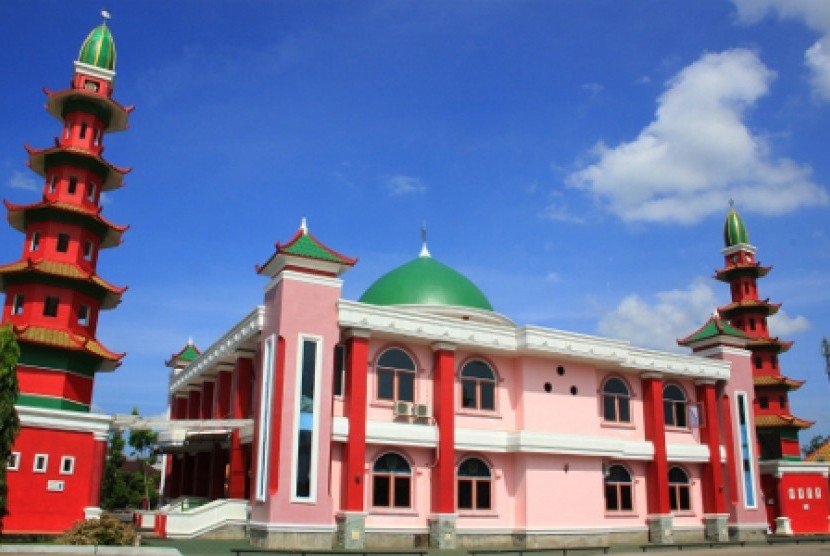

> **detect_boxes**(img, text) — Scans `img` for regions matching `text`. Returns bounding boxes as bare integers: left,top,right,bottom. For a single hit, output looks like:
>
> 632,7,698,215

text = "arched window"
457,457,492,510
602,377,630,422
376,348,415,402
460,360,496,411
604,464,633,511
372,453,411,508
663,384,687,428
668,466,691,511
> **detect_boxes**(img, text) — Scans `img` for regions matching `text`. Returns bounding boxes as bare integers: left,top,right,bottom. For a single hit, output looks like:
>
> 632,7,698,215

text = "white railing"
164,498,249,539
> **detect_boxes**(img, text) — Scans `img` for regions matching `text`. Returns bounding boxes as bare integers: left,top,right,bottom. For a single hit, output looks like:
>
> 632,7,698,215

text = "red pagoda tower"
714,207,828,534
1,19,131,534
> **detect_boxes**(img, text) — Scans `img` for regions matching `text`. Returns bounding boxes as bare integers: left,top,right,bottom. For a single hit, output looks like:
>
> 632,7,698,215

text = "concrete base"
647,514,674,544
775,516,793,536
365,532,427,549
83,507,102,521
336,512,366,549
428,514,457,549
524,533,608,549
729,525,768,542
248,527,334,549
703,514,729,542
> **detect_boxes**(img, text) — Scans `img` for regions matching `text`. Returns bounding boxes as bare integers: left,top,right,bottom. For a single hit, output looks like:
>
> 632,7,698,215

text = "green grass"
144,537,257,555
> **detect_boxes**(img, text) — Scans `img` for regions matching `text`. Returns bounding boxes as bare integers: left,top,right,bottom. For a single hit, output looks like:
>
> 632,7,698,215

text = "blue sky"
2,1,829,440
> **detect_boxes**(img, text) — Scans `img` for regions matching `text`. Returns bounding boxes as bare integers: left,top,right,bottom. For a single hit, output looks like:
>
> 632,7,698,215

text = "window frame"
12,293,24,316
60,455,75,475
77,305,90,327
663,383,689,428
43,296,60,318
604,463,635,513
8,452,20,471
371,452,413,510
33,453,48,473
601,376,632,423
374,347,417,404
456,456,493,511
459,358,497,412
30,231,40,252
668,466,692,512
56,233,70,253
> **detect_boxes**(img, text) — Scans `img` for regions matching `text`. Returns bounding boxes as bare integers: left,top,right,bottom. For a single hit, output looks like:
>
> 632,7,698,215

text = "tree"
127,408,158,509
99,409,159,510
0,325,20,535
803,434,830,459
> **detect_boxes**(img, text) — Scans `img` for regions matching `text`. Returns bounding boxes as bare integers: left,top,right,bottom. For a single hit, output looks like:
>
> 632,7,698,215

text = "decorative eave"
718,298,781,317
753,374,805,391
256,223,357,279
165,341,201,368
715,263,772,282
5,199,127,248
0,258,127,309
25,144,130,190
13,323,123,371
755,413,814,429
677,314,749,348
747,337,793,353
43,87,134,133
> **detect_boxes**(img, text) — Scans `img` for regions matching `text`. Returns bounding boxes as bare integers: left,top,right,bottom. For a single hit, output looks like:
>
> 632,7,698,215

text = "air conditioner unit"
393,401,414,417
414,403,432,419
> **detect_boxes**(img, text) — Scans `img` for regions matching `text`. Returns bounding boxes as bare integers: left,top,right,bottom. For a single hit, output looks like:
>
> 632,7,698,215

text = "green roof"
78,24,116,71
724,208,749,247
178,344,200,362
359,254,493,311
678,316,748,346
281,233,353,264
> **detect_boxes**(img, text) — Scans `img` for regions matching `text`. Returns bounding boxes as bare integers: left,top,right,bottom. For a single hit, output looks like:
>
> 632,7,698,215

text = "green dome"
359,255,494,311
724,208,749,247
78,24,116,71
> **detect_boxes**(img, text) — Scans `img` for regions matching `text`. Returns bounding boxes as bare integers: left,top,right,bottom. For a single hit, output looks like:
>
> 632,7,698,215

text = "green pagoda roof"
78,23,116,71
280,231,355,264
178,344,200,362
678,315,748,346
359,252,493,311
724,208,749,247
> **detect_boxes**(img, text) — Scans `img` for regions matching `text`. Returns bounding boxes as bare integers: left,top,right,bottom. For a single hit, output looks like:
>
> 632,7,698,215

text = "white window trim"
254,334,276,502
60,455,75,475
33,453,48,473
8,451,20,471
290,334,324,503
735,391,758,509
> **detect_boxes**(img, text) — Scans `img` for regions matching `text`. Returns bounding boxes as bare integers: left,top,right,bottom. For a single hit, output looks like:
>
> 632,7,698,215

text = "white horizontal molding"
17,405,112,440
265,269,343,293
247,520,336,533
666,443,710,463
760,460,830,478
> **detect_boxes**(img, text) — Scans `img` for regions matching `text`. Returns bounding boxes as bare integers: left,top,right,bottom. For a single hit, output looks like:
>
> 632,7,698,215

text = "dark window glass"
397,371,414,402
300,340,316,400
663,385,687,427
461,360,495,379
30,232,40,251
295,429,312,498
372,475,390,507
476,480,491,509
460,360,497,411
372,453,411,508
79,123,87,139
333,344,345,396
620,485,633,510
749,318,756,331
393,476,410,507
779,396,787,408
458,480,473,509
759,396,769,409
754,357,763,369
377,369,394,400
619,398,630,422
605,484,618,511
56,233,70,253
43,296,59,317
12,294,24,315
605,465,633,512
83,241,93,260
378,349,415,370
603,378,631,422
458,458,490,477
603,396,617,420
78,305,89,326
480,382,495,410
68,177,78,194
462,381,477,408
679,487,690,510
373,453,410,474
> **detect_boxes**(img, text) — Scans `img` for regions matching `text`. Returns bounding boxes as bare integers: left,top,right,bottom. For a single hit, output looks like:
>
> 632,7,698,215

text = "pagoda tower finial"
101,9,111,22
419,220,431,258
300,217,308,234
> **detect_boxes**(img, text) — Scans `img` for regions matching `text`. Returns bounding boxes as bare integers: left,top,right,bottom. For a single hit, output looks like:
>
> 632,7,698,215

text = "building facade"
2,22,131,533
158,213,826,548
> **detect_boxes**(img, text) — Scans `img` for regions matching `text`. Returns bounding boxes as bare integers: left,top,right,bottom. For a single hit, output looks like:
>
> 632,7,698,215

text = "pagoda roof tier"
12,323,122,371
718,298,781,317
257,222,357,278
5,199,127,248
165,340,201,368
0,258,126,309
715,263,772,282
44,87,134,133
807,438,830,462
755,413,814,429
678,315,748,346
25,144,129,190
747,337,793,353
753,374,805,390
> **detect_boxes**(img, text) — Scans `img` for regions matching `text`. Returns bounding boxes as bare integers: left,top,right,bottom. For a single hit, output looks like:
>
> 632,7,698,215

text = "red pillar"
194,381,215,498
642,374,670,515
208,371,233,500
720,392,740,507
697,381,726,514
168,455,182,499
183,389,201,496
229,358,253,499
267,336,286,496
342,331,370,512
431,344,456,515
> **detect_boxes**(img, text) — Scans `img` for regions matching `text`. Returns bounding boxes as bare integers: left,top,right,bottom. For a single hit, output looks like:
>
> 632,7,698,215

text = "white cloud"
733,0,830,101
8,170,38,191
597,278,718,351
385,175,427,196
538,203,585,223
768,309,811,336
568,49,828,224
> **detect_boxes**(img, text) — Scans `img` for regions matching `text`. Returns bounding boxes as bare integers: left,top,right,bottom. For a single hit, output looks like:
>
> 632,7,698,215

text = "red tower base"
760,461,830,535
4,406,109,534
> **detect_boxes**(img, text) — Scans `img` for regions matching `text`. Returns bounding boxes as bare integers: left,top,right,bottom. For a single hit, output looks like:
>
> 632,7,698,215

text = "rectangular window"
94,128,102,146
373,475,390,507
33,454,48,473
56,233,70,253
49,175,56,193
8,452,20,471
79,123,87,139
292,336,321,501
43,296,59,317
736,392,757,508
749,318,756,331
77,305,90,327
12,294,24,316
30,231,40,252
333,344,345,397
60,456,75,475
759,396,769,409
254,335,276,502
87,183,97,201
68,177,78,195
83,241,93,260
377,369,394,400
779,396,787,409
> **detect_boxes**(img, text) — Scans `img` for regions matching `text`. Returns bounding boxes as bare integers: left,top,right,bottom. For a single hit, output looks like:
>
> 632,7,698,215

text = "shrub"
56,514,136,546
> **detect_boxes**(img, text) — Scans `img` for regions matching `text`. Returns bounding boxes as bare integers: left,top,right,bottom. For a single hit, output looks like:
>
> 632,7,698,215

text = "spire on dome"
77,15,117,71
300,217,308,234
419,221,431,258
723,203,749,247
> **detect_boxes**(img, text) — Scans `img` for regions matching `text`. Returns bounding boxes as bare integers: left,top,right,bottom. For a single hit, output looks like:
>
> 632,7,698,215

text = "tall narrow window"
759,396,769,409
604,464,634,512
43,296,59,317
83,241,94,261
60,456,75,475
33,454,48,473
457,457,492,510
87,183,97,202
68,176,78,194
737,392,757,508
94,128,102,146
663,384,688,428
602,377,631,422
753,356,763,370
79,123,88,139
333,344,345,397
56,233,70,253
12,294,24,316
376,348,416,402
7,452,20,471
749,318,756,331
372,453,411,508
255,335,276,502
461,360,496,410
30,231,40,252
48,175,57,193
77,305,90,327
293,337,321,501
668,467,691,511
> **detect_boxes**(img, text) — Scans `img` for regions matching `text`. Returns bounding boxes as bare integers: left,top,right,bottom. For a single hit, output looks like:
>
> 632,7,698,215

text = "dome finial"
723,203,749,247
419,221,431,258
300,217,308,234
101,9,111,23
